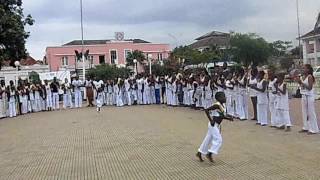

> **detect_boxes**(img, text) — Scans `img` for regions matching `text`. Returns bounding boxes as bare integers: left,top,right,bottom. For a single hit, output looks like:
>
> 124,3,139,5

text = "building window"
110,50,117,64
157,53,163,61
124,49,132,60
99,55,105,64
86,55,94,64
61,56,68,66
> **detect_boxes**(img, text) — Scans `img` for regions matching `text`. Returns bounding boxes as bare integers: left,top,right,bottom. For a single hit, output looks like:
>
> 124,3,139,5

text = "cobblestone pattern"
0,99,320,179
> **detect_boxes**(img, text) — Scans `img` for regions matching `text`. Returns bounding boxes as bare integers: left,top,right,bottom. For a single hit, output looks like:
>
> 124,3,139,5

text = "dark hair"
215,91,225,100
251,67,258,77
258,71,265,80
304,64,315,82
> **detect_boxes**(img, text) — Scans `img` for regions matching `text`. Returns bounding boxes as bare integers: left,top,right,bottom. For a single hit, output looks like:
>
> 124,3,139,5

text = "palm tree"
126,50,146,66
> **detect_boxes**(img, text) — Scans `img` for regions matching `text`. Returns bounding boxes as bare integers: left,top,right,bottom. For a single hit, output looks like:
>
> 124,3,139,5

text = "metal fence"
286,78,320,99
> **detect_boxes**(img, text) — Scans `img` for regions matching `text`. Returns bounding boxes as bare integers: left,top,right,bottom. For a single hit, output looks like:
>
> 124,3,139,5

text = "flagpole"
80,0,85,82
296,0,303,63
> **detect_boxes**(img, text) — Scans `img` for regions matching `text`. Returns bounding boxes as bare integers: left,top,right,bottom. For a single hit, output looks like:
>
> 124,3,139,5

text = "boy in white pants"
196,92,233,162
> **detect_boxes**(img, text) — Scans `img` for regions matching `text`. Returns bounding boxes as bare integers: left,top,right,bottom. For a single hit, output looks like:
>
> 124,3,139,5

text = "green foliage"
126,50,146,66
87,64,132,80
146,59,180,76
270,40,293,57
29,71,40,83
230,33,271,67
0,0,34,68
171,46,221,65
279,57,294,72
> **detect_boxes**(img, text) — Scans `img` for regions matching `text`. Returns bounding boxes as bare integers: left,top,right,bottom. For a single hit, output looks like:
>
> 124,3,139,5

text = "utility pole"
296,0,303,63
80,0,85,81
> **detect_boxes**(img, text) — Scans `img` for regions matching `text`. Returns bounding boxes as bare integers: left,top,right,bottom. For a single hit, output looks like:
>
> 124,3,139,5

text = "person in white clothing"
296,64,319,134
96,86,104,112
62,78,73,109
115,79,124,107
196,92,233,162
225,74,235,117
250,71,268,126
124,79,132,106
7,81,17,118
275,73,291,131
237,69,248,120
0,81,7,118
51,77,60,110
267,70,278,127
137,77,144,105
248,67,258,121
72,77,83,108
44,80,53,111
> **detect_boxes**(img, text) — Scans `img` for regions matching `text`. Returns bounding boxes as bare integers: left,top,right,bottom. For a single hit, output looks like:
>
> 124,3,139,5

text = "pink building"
45,38,171,73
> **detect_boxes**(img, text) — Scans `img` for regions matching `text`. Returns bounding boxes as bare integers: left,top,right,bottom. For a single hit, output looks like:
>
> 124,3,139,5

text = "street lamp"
148,54,152,75
14,61,20,85
133,59,138,75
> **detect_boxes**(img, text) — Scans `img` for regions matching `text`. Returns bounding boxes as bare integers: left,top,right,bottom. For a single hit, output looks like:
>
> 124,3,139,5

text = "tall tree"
230,33,271,67
0,0,34,69
126,50,146,66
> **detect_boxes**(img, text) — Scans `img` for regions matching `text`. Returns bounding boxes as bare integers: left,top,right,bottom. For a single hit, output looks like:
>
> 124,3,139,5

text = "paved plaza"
0,99,320,179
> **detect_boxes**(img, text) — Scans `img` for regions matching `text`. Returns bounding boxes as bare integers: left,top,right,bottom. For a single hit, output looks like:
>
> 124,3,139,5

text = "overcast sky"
23,0,320,60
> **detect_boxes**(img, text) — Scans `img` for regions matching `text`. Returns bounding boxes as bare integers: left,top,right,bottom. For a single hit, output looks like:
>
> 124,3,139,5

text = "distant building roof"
300,27,320,39
63,39,150,46
190,31,230,49
195,31,230,41
2,56,38,66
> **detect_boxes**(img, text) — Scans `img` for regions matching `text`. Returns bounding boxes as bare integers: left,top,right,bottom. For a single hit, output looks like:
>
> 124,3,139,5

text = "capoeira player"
196,92,233,162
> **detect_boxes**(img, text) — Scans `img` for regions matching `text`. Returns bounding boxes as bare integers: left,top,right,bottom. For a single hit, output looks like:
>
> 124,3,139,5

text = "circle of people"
0,64,318,134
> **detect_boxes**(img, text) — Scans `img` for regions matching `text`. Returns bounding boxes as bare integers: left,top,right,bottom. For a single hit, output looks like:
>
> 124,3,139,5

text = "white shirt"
72,80,83,91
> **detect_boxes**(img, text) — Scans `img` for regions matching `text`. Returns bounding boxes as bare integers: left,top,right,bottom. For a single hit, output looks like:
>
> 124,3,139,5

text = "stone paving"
0,99,320,179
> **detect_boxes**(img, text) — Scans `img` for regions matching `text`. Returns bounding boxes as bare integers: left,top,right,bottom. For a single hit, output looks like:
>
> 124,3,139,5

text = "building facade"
301,13,320,67
189,31,230,52
45,38,171,73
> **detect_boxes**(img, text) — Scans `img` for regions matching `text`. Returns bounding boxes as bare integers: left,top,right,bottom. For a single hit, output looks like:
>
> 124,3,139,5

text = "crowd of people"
0,64,318,135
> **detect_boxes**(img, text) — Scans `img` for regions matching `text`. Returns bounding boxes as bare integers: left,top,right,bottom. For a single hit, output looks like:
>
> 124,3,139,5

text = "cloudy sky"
23,0,320,60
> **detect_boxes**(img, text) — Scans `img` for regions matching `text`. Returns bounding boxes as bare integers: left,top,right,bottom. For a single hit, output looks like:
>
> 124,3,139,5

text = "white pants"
183,91,190,105
106,93,113,106
204,98,213,109
116,94,124,107
52,93,59,110
166,90,172,105
238,92,248,119
27,100,32,112
63,94,73,109
301,95,319,133
46,95,52,108
269,95,277,126
143,90,149,104
126,91,132,106
276,109,291,127
21,97,28,114
257,104,268,125
171,92,177,106
137,90,143,104
9,97,16,118
198,123,222,155
74,90,82,108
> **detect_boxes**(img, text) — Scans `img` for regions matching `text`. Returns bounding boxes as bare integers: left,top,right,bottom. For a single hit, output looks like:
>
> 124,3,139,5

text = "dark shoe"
307,132,317,135
278,125,285,130
206,153,214,163
285,127,291,132
299,130,308,133
196,152,203,162
255,123,261,125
